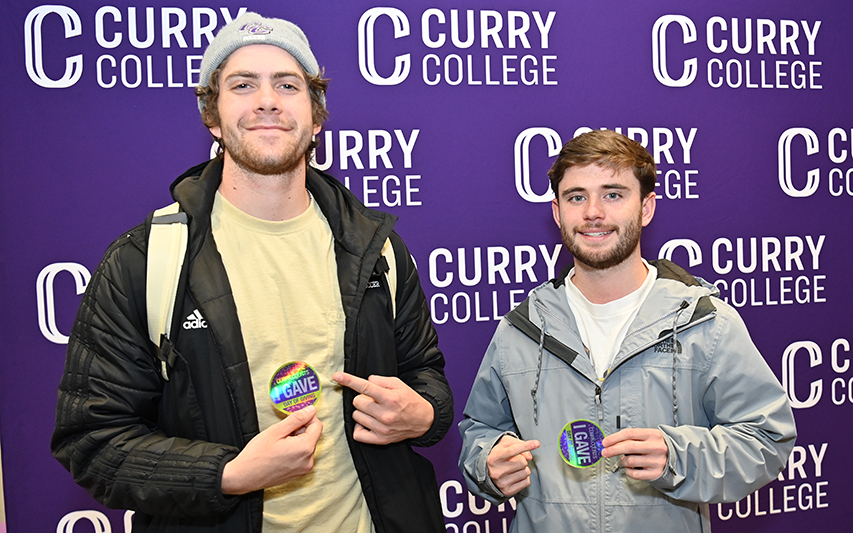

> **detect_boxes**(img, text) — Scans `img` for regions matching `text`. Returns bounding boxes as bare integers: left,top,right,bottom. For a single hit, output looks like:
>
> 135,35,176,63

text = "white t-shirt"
565,261,657,380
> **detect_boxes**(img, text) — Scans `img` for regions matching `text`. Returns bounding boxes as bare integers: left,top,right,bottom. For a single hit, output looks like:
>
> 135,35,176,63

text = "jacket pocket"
609,466,667,506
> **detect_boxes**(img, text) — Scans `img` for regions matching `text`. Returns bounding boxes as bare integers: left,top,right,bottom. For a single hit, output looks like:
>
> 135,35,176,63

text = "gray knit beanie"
197,12,321,113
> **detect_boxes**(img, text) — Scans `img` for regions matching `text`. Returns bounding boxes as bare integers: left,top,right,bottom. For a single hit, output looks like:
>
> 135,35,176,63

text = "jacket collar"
305,165,397,259
169,158,397,261
528,259,719,374
549,259,718,319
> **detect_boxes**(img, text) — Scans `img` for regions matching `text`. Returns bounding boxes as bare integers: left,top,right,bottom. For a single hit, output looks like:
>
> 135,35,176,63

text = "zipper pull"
595,385,603,422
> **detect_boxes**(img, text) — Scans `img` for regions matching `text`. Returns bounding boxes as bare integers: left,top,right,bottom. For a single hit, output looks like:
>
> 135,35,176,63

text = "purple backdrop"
2,1,850,531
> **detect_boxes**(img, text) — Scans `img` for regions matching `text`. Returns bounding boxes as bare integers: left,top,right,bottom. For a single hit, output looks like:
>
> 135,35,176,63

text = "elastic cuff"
476,432,518,500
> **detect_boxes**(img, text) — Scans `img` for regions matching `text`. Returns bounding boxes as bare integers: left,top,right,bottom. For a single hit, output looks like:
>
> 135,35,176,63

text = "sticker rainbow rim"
269,361,321,415
559,419,606,468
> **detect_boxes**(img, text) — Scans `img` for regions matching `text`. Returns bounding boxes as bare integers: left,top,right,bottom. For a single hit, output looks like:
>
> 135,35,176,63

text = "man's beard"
561,211,643,270
220,121,312,176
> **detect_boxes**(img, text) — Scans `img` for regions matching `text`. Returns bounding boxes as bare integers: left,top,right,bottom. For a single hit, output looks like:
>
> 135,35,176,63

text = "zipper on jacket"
597,434,605,533
594,383,605,533
595,385,604,424
594,384,603,422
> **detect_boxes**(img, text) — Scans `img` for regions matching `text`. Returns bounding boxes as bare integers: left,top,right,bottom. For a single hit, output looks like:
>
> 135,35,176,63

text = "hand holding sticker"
269,361,322,414
601,428,668,480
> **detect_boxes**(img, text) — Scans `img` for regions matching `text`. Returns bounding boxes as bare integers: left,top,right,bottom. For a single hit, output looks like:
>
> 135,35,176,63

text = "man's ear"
552,198,562,228
641,192,656,227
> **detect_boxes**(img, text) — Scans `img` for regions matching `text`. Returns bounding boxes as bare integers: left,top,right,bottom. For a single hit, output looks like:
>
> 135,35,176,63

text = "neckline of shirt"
214,190,323,236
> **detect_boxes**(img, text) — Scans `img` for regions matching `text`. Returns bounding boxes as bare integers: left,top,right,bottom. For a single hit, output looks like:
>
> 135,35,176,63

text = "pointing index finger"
333,372,383,400
494,438,541,461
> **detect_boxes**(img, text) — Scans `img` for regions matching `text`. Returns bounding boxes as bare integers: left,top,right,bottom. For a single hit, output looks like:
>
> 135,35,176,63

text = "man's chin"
567,244,635,271
243,159,303,176
226,147,308,176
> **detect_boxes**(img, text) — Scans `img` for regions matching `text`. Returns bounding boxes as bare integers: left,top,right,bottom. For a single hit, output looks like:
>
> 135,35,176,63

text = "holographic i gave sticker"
559,419,606,468
269,361,321,414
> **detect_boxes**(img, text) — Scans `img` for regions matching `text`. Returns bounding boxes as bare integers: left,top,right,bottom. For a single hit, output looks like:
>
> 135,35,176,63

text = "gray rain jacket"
459,260,796,532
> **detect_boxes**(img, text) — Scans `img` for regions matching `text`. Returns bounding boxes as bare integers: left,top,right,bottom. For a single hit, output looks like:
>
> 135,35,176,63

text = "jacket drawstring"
530,294,547,426
672,300,689,427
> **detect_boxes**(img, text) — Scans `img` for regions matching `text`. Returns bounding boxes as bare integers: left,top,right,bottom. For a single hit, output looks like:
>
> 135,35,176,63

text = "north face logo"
655,337,682,354
367,280,381,289
183,309,207,330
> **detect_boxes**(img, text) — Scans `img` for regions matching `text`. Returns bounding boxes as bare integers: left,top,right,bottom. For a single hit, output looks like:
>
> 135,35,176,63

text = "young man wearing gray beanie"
52,12,452,533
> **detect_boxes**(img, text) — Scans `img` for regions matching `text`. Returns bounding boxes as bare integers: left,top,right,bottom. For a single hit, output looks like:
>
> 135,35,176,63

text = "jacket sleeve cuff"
475,432,517,501
409,388,453,447
648,427,679,491
212,451,243,512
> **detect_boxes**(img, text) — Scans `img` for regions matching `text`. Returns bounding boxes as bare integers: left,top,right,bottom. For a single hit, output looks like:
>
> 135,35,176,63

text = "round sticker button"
559,419,606,468
269,361,321,415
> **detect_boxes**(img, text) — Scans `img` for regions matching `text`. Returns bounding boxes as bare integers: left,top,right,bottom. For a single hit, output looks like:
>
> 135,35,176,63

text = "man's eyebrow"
270,71,305,80
225,70,258,80
223,70,305,82
560,183,630,196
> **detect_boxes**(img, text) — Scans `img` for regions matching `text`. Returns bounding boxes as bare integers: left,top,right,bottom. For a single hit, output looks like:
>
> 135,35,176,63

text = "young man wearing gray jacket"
459,130,796,532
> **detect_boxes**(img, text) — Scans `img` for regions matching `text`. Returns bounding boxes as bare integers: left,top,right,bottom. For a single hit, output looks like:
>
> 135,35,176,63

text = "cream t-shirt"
212,191,374,533
565,261,657,380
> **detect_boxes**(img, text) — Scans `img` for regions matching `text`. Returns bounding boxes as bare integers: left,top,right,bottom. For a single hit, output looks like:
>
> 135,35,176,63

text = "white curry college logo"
23,5,249,89
25,6,83,88
651,14,823,90
37,262,90,344
358,7,558,87
657,235,828,309
777,127,853,199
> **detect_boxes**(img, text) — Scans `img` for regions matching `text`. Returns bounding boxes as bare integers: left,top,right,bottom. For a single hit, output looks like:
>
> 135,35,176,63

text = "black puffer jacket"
52,159,453,532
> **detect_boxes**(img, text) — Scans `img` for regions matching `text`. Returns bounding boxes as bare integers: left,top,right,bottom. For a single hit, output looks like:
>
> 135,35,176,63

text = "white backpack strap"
381,237,397,320
147,202,188,380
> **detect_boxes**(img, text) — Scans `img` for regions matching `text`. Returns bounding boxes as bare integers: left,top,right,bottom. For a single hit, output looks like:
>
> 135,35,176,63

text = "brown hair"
547,130,657,199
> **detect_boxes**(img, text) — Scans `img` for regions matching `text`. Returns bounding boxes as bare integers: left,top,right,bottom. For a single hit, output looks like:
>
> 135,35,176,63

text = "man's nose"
254,83,280,113
583,197,604,220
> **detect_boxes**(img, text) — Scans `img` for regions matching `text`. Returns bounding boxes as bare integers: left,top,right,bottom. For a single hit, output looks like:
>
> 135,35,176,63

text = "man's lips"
246,124,289,131
578,228,615,238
